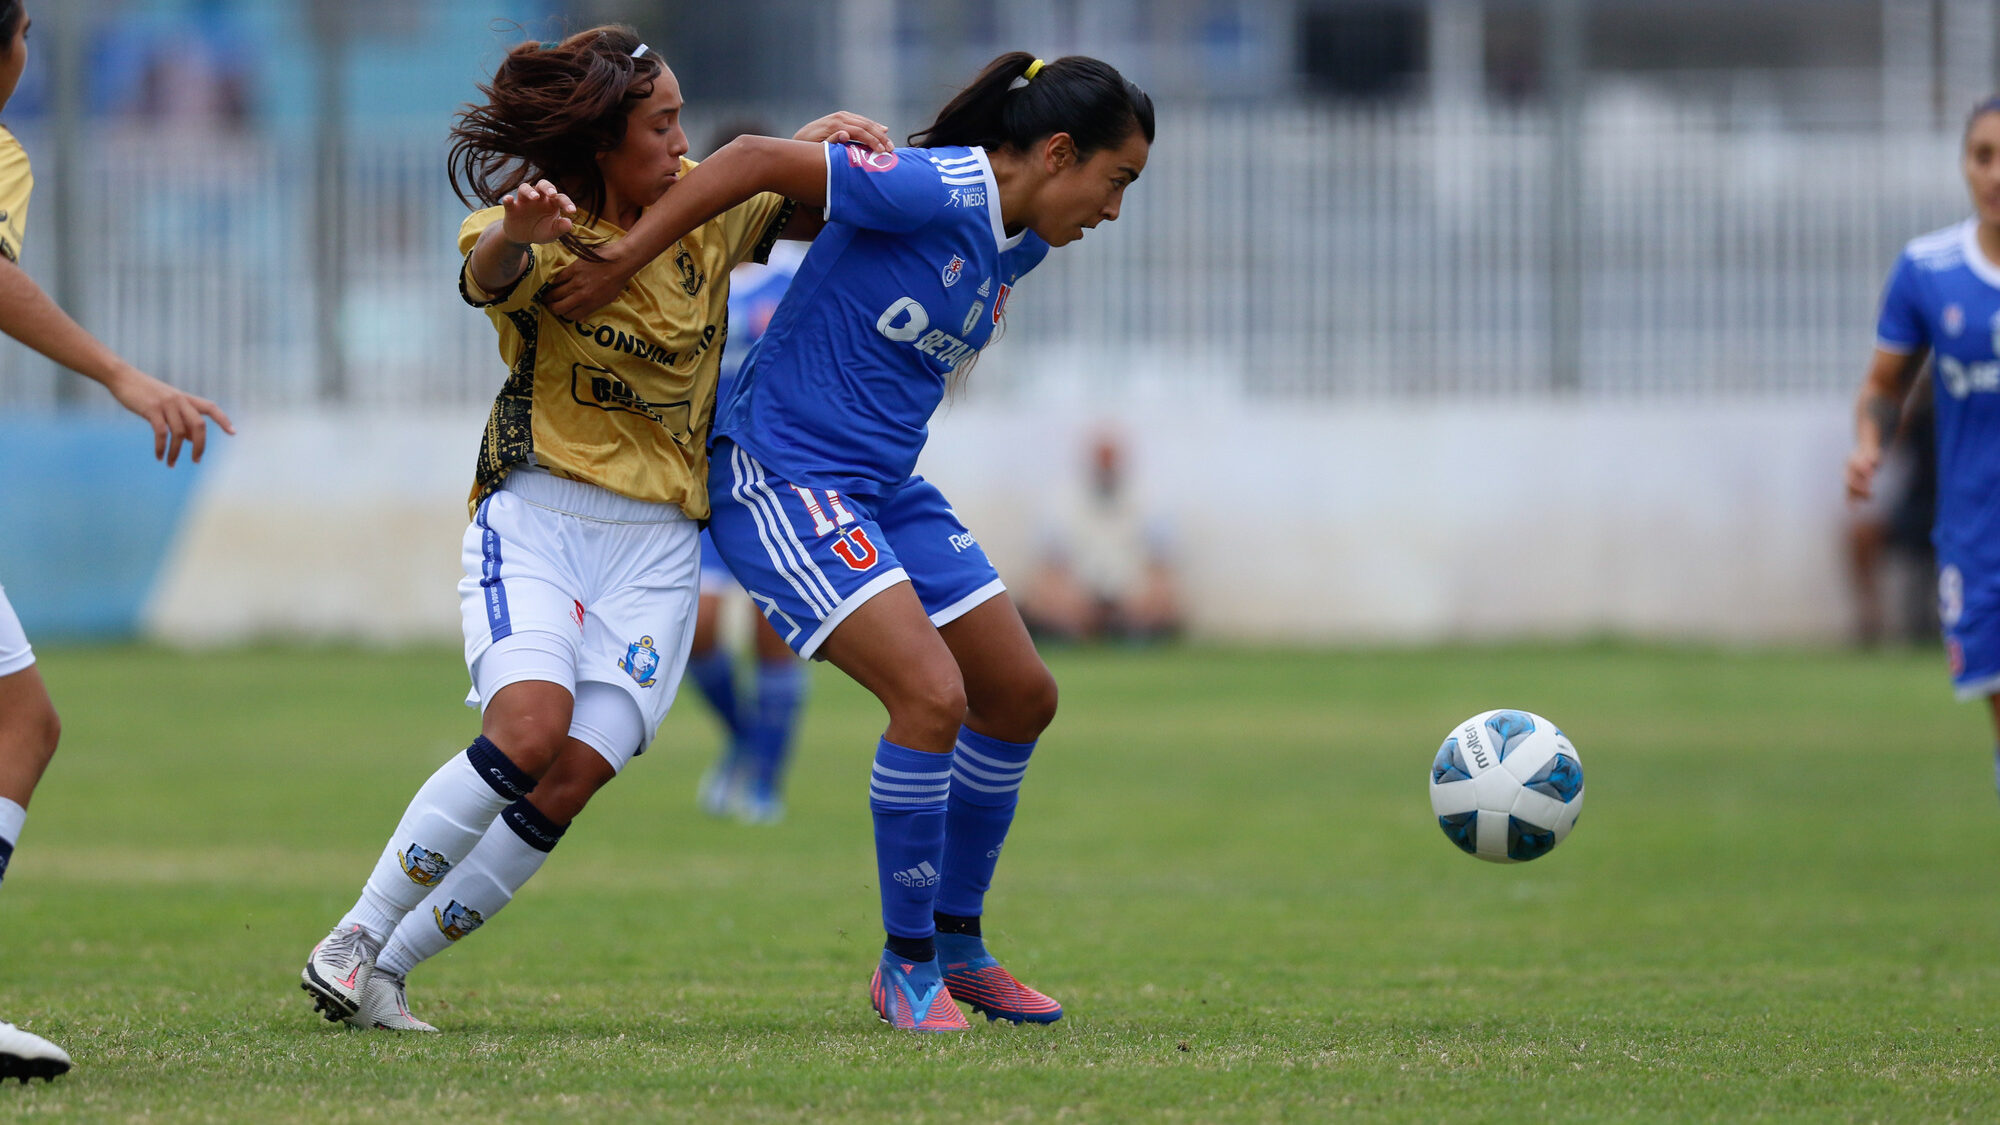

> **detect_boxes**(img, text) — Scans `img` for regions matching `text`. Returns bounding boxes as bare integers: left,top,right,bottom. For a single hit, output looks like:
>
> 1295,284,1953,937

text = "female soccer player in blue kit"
548,52,1153,1031
1849,96,2000,781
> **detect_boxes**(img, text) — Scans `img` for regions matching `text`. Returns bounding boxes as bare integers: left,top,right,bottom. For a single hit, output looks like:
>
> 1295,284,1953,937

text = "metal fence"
0,105,1974,410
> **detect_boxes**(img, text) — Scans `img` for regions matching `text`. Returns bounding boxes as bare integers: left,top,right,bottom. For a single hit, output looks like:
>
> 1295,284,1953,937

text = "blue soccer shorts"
706,439,1006,658
698,528,740,597
1940,558,2000,700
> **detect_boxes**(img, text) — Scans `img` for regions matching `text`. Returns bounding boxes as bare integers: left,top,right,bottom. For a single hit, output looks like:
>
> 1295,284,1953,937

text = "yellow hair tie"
1024,58,1045,81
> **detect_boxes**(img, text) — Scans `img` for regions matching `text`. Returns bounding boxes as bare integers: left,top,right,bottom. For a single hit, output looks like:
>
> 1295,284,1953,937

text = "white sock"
376,800,560,977
338,739,534,942
0,797,24,886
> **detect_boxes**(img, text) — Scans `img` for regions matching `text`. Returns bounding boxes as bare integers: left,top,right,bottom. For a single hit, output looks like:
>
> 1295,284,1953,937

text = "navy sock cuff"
0,837,12,886
467,735,536,801
502,798,567,853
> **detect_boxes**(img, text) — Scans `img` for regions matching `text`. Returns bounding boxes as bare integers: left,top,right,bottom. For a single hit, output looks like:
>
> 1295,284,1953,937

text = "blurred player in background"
298,26,888,1032
1847,95,2000,792
690,120,809,826
0,0,234,1081
547,52,1153,1032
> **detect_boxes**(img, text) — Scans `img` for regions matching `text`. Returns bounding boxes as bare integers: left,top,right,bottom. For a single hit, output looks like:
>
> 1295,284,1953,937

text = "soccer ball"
1429,709,1584,863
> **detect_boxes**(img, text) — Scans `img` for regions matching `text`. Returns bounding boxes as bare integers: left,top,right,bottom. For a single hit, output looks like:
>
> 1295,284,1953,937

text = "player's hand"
1845,444,1881,502
104,365,236,467
546,245,632,321
501,179,577,246
794,111,893,153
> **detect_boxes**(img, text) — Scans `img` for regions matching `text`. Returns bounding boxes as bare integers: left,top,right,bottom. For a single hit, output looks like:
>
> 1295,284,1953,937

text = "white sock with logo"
375,798,564,977
338,738,535,942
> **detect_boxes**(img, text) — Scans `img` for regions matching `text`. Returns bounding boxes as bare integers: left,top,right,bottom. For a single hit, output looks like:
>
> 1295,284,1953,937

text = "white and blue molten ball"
1429,709,1584,863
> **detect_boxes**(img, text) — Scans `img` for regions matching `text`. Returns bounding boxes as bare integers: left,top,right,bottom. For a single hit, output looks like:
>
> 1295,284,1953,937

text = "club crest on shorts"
398,843,451,888
620,635,661,687
433,899,486,942
942,255,965,287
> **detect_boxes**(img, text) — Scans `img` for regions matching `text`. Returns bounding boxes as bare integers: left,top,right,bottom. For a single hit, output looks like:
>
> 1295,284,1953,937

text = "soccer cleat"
869,951,970,1032
0,1021,71,1082
346,969,438,1033
937,932,1063,1024
300,923,382,1023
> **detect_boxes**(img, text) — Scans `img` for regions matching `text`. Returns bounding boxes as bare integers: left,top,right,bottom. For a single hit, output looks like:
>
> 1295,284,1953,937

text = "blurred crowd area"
0,0,1989,412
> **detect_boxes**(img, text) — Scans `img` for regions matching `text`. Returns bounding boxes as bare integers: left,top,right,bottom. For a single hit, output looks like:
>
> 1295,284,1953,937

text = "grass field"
2,641,1998,1121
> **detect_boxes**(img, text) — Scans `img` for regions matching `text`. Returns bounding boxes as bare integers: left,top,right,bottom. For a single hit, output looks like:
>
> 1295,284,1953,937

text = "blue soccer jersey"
1877,219,2000,694
1878,220,2000,572
715,143,1051,497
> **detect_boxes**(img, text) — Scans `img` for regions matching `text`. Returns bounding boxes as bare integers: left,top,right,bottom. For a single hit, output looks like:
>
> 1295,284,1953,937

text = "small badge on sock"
398,843,452,887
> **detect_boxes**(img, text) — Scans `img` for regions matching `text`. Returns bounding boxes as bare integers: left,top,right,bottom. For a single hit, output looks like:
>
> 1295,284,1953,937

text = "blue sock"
937,727,1036,919
687,649,747,745
869,738,953,955
748,659,807,790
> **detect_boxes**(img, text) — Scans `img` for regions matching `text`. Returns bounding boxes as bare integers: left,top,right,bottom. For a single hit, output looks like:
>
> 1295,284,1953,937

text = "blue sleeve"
824,143,948,234
1876,252,1929,354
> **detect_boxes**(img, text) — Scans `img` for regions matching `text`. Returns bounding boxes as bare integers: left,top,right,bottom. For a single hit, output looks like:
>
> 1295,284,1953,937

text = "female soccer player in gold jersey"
0,0,233,1081
298,25,888,1032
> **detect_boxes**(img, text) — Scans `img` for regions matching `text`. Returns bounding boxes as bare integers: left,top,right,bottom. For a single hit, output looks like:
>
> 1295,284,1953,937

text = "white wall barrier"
144,394,1862,646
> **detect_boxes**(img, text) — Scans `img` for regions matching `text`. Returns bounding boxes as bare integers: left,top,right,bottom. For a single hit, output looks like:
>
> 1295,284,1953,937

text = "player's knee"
892,666,968,744
23,695,59,766
480,709,572,777
528,750,615,824
1016,668,1059,735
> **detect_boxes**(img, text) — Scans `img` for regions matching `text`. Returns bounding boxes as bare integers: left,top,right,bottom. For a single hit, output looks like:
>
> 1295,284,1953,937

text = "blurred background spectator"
1018,432,1182,644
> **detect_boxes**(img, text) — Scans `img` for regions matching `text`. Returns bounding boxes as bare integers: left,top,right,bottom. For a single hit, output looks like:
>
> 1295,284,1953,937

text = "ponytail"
910,52,1154,159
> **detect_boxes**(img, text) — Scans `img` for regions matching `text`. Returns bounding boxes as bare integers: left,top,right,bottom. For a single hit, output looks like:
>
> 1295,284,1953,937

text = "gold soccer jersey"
458,160,793,519
0,126,33,263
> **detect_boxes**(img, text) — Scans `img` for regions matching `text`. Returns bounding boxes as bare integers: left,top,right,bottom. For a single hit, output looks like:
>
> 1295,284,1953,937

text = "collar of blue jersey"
968,147,1027,253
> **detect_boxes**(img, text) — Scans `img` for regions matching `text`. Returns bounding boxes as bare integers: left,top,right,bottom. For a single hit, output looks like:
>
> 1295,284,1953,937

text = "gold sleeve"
720,191,796,268
457,207,553,313
0,128,35,264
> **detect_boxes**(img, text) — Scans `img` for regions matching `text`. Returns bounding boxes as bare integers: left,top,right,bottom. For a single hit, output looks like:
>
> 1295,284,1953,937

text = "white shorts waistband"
499,467,691,525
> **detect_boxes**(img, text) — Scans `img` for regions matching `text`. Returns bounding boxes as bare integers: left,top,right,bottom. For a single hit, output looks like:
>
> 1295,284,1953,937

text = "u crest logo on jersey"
942,255,965,287
620,636,661,687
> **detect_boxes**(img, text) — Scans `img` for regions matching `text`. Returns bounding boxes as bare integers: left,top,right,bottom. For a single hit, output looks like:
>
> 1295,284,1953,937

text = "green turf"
2,642,1997,1121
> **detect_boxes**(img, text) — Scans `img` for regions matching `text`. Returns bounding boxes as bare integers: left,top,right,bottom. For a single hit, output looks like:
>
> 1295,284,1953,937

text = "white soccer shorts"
457,468,701,772
0,584,34,679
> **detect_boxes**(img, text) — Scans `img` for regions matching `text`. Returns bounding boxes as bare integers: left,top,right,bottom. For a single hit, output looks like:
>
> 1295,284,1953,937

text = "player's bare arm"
546,112,888,321
1845,346,1928,501
467,178,576,295
0,255,233,466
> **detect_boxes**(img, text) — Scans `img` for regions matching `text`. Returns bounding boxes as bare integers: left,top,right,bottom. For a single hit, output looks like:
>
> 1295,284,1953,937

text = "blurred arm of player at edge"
1846,347,1928,503
545,111,893,321
0,256,234,466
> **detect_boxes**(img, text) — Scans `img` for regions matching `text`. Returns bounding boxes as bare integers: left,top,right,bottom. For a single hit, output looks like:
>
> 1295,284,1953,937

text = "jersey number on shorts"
791,485,881,571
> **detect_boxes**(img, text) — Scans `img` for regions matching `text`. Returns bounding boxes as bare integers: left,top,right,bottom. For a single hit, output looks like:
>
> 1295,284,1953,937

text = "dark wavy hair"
0,3,22,47
909,52,1154,158
447,25,663,260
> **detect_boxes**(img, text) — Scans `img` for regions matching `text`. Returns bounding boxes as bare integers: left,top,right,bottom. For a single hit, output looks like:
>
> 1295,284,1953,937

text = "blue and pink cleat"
871,951,972,1032
937,932,1063,1024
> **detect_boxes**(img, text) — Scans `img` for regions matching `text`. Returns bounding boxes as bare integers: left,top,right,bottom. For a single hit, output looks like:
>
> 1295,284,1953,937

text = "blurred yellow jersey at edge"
0,125,34,262
457,158,792,520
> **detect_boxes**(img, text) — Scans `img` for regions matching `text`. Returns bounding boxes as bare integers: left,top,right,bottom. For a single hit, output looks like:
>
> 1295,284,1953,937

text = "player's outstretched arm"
1845,346,1926,501
0,255,234,466
546,117,884,321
